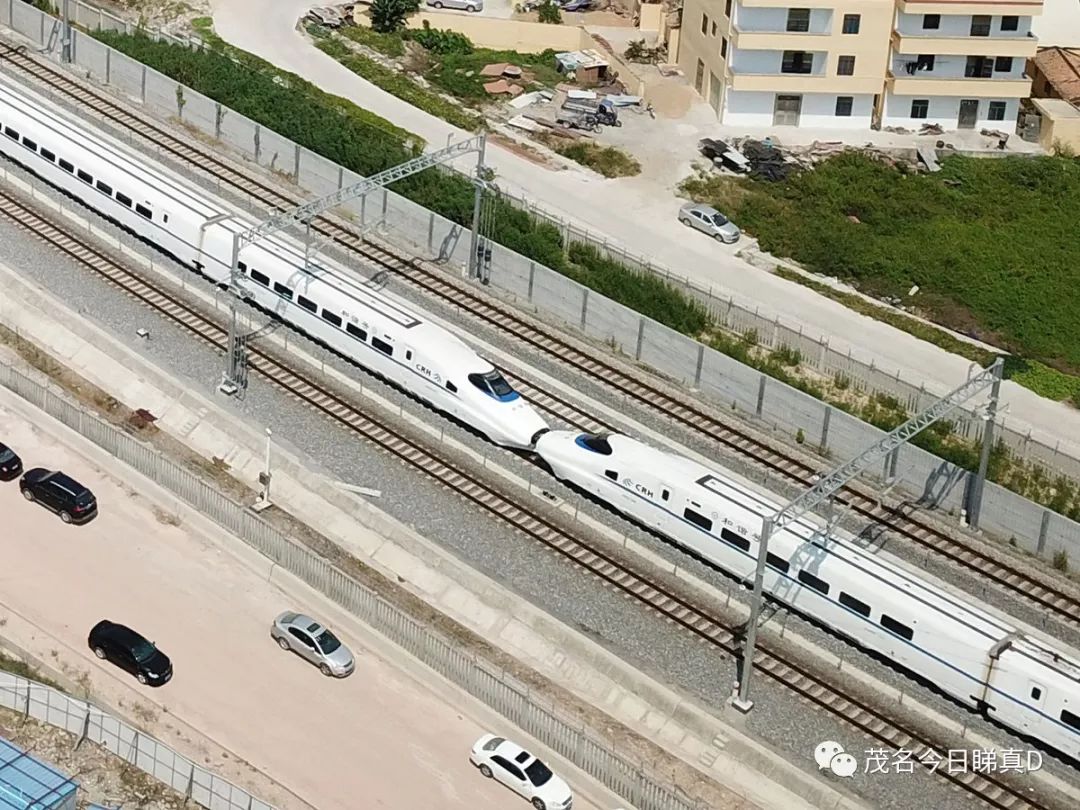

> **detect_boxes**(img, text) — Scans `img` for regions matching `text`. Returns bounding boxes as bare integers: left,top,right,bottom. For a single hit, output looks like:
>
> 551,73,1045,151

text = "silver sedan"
678,202,741,244
270,611,355,677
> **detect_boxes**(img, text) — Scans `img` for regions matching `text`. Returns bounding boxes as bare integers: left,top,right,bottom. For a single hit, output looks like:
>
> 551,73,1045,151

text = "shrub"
538,0,562,23
542,137,641,178
341,24,407,58
1053,549,1069,572
370,0,420,33
406,23,474,55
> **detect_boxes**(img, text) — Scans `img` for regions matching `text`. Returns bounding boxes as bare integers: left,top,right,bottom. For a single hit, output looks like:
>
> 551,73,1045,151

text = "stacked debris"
739,138,795,182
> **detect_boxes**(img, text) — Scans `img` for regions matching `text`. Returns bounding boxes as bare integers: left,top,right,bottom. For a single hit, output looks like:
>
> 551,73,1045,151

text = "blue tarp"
0,737,77,810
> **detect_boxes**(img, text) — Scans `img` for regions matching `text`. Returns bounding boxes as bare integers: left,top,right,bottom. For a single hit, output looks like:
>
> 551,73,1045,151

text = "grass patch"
538,134,640,178
685,152,1080,377
0,650,65,691
423,47,564,105
313,35,484,131
341,22,406,58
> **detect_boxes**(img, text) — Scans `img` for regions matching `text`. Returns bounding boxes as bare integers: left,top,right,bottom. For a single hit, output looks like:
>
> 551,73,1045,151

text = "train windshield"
468,370,519,402
575,434,613,455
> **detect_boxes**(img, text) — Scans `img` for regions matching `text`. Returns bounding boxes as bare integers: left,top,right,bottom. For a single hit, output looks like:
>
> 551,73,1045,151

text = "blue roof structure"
0,737,77,810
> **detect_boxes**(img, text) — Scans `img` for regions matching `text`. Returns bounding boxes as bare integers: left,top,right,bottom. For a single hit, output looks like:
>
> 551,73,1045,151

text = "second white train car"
0,76,547,448
536,430,1080,759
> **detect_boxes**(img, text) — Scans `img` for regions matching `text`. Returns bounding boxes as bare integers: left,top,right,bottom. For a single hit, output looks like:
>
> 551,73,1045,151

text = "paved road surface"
206,0,1080,464
0,401,607,810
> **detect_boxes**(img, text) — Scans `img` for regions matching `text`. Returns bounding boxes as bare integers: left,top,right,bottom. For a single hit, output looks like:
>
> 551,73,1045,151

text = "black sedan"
88,620,172,686
19,468,97,524
0,442,22,481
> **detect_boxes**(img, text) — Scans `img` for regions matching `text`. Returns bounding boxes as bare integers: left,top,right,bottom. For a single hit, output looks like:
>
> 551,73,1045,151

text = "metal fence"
0,362,705,810
0,669,275,810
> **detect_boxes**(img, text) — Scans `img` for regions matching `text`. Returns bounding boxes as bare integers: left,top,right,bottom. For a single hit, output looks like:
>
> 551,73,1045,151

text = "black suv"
0,442,22,481
88,620,173,686
19,468,97,524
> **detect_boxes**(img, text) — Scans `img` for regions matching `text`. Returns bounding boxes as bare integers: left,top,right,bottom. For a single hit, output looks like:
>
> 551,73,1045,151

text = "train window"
249,269,269,287
96,180,113,195
604,470,618,481
1031,686,1042,700
406,350,413,361
798,570,830,595
135,204,152,219
720,528,750,552
273,282,293,299
661,489,669,501
346,323,367,341
839,591,871,617
58,159,74,173
446,381,458,393
297,296,318,313
237,260,247,272
77,169,93,184
372,337,393,356
468,370,515,401
21,136,36,150
1061,709,1080,732
4,126,18,140
766,552,789,574
322,310,343,328
683,508,713,532
39,148,55,162
575,434,612,455
115,192,132,207
163,214,169,223
880,614,913,641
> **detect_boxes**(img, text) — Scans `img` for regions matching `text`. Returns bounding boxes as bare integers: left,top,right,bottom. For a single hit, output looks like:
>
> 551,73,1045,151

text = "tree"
537,0,562,24
370,0,420,33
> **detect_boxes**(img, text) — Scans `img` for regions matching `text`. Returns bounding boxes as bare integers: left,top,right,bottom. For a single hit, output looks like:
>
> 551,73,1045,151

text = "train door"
656,483,673,530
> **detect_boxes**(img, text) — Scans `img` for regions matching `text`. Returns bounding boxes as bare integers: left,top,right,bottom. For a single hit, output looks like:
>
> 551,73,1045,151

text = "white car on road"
470,733,573,809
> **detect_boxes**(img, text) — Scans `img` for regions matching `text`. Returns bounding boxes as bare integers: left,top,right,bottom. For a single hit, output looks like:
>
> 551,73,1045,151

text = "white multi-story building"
670,0,1043,130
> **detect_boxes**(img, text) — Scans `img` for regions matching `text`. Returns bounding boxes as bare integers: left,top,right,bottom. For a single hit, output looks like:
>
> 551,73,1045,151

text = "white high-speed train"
537,430,1080,759
0,77,548,448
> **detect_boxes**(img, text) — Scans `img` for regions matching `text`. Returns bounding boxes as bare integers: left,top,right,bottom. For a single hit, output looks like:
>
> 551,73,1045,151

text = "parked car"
88,620,173,686
426,0,483,11
678,202,741,244
19,468,97,523
270,611,355,677
0,442,22,481
470,733,573,810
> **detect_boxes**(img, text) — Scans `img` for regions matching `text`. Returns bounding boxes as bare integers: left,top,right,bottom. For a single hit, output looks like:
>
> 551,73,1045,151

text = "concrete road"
0,400,608,810
207,0,1080,460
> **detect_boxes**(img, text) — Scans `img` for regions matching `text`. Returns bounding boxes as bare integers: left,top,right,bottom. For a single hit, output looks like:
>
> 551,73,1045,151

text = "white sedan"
469,733,573,810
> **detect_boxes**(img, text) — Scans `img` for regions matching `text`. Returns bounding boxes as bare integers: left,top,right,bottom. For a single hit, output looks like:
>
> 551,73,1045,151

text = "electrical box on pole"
731,358,1004,712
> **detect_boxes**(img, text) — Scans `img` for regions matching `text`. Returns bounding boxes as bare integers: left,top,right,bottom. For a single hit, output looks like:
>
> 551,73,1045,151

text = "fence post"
293,144,301,182
755,375,766,418
527,262,535,301
1037,510,1050,556
427,212,434,252
635,318,645,361
819,405,831,454
693,344,704,388
579,288,589,331
139,64,146,103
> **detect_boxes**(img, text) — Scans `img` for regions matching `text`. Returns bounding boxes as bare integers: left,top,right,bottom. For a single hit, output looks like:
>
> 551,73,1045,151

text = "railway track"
7,44,1070,636
0,179,1053,810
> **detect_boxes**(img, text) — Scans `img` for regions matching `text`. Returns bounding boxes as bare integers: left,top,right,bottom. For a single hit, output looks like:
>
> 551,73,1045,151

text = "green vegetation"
538,135,641,178
684,152,1080,380
312,34,484,131
405,25,473,56
341,22,407,57
420,46,564,105
537,0,562,24
370,0,419,33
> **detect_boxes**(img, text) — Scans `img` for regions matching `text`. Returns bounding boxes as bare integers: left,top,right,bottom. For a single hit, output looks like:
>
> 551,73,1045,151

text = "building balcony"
732,27,832,52
736,0,816,7
891,30,1038,58
896,1,1044,16
728,69,885,94
886,71,1032,97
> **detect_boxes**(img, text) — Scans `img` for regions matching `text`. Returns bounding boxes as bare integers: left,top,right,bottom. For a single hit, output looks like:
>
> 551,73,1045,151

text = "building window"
916,54,935,71
835,96,853,116
837,55,855,75
922,14,940,30
786,8,810,32
781,51,813,74
721,37,728,59
994,56,1013,72
970,15,991,36
910,99,929,119
711,20,717,36
701,13,708,35
988,101,1007,121
1001,15,1019,32
725,0,731,16
842,14,860,34
965,55,993,78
